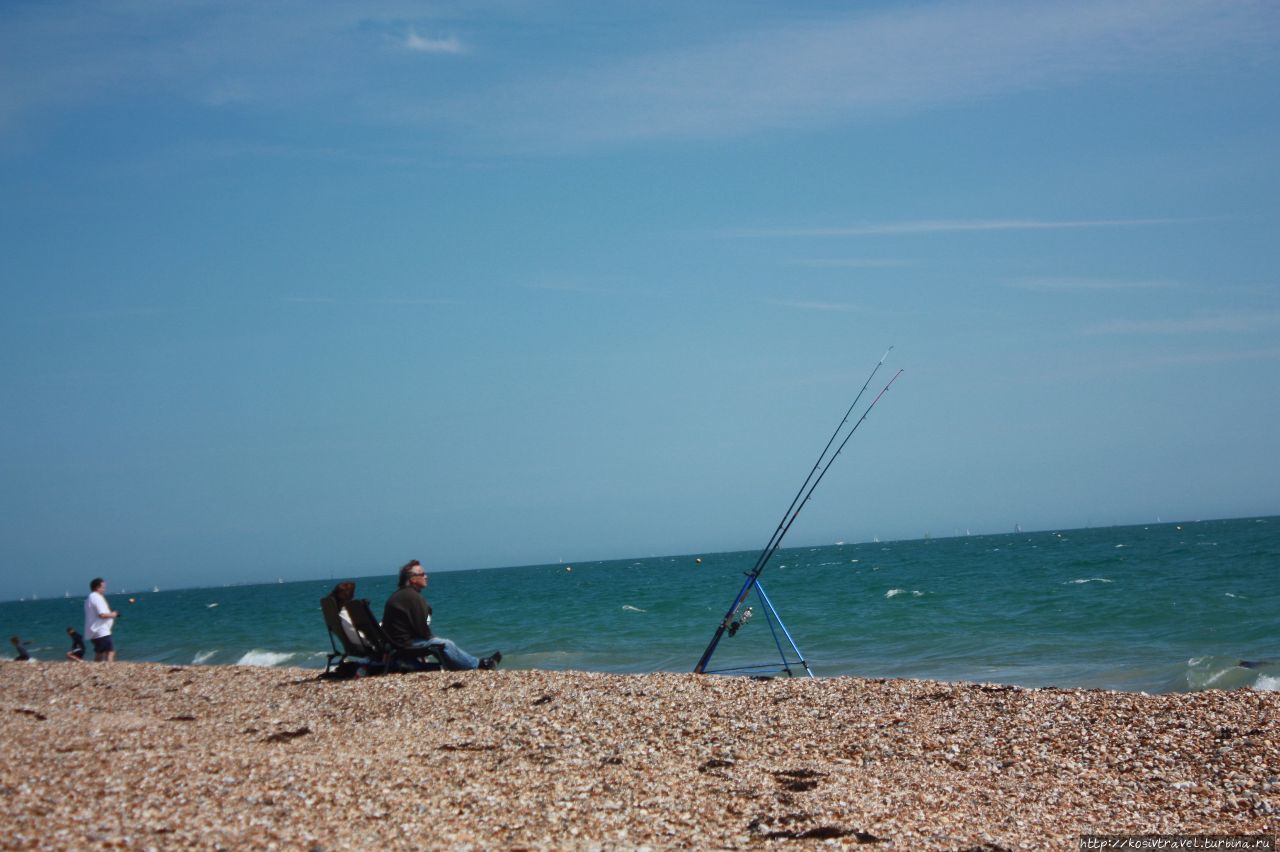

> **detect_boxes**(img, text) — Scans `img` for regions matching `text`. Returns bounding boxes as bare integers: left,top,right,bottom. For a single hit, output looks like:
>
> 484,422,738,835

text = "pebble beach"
1,661,1276,849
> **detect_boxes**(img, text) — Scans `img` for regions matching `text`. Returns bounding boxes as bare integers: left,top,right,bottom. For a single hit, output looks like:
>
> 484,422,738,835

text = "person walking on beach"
10,636,31,661
65,627,86,662
381,560,501,671
84,578,119,662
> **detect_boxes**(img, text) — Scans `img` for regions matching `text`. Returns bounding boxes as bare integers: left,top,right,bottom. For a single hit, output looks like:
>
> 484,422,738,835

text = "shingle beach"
1,662,1276,849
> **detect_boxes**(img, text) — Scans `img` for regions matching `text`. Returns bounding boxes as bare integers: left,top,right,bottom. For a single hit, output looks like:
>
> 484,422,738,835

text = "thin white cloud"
764,299,863,313
282,296,458,306
522,280,614,295
1082,311,1280,335
1130,347,1280,367
3,1,1275,151
1011,277,1182,291
405,30,464,55
791,259,913,269
733,218,1198,238
374,297,460,306
488,0,1280,148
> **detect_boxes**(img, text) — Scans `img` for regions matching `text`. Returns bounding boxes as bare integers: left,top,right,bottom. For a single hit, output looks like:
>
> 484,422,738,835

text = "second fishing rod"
694,350,902,674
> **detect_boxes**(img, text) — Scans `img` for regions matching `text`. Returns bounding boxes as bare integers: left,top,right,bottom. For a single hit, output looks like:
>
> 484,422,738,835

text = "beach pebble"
1,661,1277,848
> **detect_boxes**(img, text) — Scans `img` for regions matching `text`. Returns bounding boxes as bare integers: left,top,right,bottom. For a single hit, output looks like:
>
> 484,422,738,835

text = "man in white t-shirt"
84,577,119,662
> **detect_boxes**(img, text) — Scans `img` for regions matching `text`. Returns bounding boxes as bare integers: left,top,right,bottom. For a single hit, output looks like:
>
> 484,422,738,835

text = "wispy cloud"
521,280,620,295
791,259,913,269
486,0,1280,148
764,299,863,313
1083,311,1280,335
732,218,1198,238
373,297,460,306
4,1,1275,152
282,296,459,306
1011,277,1182,292
404,30,464,55
1131,347,1280,367
0,5,472,141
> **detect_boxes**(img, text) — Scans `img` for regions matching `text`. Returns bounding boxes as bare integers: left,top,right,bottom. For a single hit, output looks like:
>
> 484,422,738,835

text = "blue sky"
2,0,1278,599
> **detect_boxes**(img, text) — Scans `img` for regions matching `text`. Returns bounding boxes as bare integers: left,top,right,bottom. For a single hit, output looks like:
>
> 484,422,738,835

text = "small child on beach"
66,628,85,662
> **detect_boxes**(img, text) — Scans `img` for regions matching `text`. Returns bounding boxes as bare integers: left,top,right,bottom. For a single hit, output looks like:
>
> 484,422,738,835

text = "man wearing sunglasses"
382,560,501,671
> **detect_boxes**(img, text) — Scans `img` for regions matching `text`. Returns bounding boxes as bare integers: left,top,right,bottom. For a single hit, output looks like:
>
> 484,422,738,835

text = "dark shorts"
69,647,85,659
91,636,114,654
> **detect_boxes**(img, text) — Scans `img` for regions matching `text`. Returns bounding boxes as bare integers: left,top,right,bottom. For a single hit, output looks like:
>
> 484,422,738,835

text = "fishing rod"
694,353,903,675
738,347,892,582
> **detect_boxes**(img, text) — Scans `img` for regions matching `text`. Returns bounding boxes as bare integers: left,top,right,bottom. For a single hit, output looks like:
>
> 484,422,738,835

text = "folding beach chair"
320,596,387,678
344,598,442,672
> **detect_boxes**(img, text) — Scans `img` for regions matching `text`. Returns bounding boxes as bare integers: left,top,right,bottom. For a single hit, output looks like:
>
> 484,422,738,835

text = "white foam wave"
192,650,216,665
206,602,219,608
885,589,923,598
1066,578,1113,585
621,605,647,613
1201,667,1230,688
236,650,296,667
1254,675,1280,692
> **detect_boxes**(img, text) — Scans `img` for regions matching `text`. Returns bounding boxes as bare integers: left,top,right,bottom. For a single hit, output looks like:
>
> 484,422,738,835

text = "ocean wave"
1065,578,1113,585
885,589,923,599
1185,656,1273,691
621,605,647,613
236,650,296,667
192,650,216,665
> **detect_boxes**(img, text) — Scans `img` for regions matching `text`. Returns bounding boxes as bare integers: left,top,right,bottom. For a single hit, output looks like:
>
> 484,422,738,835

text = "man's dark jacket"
382,586,433,647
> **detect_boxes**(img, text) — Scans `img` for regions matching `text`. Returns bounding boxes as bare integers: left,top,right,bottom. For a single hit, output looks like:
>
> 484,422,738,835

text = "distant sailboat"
1015,523,1022,533
152,586,160,593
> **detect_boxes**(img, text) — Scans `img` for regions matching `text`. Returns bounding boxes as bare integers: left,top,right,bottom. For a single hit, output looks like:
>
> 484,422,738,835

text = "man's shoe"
479,651,502,670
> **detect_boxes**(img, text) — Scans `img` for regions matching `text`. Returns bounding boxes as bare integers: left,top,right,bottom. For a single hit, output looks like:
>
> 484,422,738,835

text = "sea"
3,516,1276,695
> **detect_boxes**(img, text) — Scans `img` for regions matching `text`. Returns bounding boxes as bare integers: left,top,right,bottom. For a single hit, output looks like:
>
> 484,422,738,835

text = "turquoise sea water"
3,516,1277,694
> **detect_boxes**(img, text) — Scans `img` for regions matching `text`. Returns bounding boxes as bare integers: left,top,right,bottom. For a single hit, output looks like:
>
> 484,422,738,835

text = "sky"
2,0,1278,599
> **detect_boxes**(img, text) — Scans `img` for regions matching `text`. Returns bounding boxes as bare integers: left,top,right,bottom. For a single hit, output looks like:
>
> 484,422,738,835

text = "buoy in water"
695,557,702,564
565,566,572,572
128,598,136,604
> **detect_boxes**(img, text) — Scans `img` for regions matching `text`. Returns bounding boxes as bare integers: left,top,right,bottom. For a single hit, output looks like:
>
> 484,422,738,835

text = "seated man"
381,560,500,671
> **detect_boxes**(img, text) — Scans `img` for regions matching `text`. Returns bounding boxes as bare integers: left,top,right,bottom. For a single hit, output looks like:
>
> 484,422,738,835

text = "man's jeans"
405,637,480,671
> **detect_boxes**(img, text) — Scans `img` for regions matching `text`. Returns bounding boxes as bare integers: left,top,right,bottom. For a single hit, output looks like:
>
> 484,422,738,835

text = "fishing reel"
727,606,753,637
